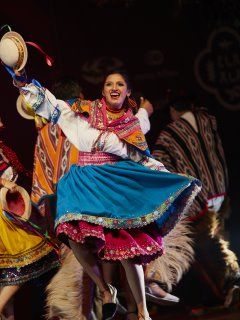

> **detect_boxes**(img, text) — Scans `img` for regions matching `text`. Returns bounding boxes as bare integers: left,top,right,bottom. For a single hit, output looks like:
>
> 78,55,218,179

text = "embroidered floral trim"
55,180,201,229
0,240,53,268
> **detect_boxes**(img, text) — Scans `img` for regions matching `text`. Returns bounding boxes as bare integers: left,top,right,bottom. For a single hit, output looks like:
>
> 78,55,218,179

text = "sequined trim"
55,180,201,229
56,223,105,243
56,222,164,264
0,250,60,286
0,240,54,268
103,242,163,261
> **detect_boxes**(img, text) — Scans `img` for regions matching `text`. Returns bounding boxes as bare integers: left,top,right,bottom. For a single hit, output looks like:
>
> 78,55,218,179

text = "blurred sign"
195,27,240,110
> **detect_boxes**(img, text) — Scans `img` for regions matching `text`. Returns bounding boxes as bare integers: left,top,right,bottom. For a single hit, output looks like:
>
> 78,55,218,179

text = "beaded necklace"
106,106,125,121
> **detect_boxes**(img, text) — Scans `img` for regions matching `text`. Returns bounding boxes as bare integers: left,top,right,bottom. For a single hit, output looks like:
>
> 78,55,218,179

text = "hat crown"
0,31,28,71
16,95,35,120
0,38,19,65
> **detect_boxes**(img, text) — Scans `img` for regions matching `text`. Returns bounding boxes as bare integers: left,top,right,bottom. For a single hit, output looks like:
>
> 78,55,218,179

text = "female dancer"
0,117,59,320
10,70,201,320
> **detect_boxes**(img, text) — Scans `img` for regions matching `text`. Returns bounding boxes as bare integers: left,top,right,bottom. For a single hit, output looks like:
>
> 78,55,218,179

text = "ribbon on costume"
3,209,60,254
26,41,54,67
3,64,28,82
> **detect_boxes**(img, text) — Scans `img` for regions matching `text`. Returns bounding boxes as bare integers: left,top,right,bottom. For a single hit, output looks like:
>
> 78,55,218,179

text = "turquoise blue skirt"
55,160,201,236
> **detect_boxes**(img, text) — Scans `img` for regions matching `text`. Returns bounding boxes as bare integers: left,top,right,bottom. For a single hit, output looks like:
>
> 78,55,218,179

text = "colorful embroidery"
77,151,120,166
69,98,149,152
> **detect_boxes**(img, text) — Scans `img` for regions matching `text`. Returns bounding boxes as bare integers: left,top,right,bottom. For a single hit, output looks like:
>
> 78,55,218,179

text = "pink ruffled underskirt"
56,220,164,264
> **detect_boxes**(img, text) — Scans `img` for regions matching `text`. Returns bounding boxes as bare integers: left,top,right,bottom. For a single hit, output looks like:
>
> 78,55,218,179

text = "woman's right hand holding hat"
13,68,27,87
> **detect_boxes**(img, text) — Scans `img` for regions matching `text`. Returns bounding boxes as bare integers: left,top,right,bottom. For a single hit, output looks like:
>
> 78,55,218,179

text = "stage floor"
115,305,240,320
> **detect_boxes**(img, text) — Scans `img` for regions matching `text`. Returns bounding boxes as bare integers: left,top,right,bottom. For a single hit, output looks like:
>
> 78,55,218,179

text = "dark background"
1,0,240,260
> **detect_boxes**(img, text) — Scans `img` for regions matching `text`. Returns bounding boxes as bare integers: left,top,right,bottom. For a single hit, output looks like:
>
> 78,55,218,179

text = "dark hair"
101,70,138,112
168,92,196,112
102,70,133,90
51,76,83,100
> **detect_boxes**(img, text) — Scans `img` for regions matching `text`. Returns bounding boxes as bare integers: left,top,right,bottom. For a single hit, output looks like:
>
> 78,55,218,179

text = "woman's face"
102,73,131,110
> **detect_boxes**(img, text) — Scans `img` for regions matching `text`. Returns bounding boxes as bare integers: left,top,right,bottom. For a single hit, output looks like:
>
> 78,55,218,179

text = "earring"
127,97,137,110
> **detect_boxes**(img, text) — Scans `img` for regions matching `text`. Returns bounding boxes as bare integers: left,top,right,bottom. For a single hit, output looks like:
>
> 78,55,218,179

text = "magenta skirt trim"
56,220,164,265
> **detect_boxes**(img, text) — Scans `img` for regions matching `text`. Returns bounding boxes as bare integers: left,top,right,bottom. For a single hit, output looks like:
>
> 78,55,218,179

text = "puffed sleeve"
17,83,142,158
135,108,150,134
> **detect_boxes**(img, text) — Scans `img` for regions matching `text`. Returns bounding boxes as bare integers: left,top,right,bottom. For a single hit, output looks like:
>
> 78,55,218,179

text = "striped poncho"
152,109,228,220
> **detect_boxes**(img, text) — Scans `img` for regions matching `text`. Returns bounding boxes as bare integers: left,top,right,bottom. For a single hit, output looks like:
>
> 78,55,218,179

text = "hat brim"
0,31,28,71
0,186,32,220
16,95,35,120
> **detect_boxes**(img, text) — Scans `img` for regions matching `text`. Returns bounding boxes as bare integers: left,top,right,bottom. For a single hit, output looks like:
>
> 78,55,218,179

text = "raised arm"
13,75,167,169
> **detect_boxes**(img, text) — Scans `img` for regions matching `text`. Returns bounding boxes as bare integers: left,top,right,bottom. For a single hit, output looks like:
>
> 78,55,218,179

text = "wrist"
13,70,28,87
4,65,28,87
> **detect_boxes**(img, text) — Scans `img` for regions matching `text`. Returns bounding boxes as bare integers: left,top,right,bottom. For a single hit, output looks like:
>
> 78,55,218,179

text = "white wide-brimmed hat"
17,94,35,120
16,94,35,120
0,31,28,71
0,185,32,220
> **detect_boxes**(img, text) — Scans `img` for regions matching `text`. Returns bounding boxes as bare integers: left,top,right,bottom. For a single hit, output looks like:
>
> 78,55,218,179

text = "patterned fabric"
0,250,59,286
78,151,121,166
31,100,201,264
70,98,149,153
0,140,26,181
152,109,228,220
31,123,78,205
55,158,200,263
0,139,60,286
0,140,26,175
0,206,53,269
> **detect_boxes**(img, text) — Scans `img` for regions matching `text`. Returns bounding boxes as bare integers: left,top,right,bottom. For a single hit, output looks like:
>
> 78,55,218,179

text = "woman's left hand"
140,97,154,116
